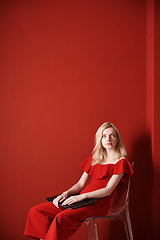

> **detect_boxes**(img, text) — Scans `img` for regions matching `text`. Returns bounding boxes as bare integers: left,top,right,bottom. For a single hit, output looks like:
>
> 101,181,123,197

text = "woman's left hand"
62,194,86,206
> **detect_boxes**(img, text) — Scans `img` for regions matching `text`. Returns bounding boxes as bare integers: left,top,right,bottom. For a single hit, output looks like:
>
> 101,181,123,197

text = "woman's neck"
104,149,118,163
106,149,116,157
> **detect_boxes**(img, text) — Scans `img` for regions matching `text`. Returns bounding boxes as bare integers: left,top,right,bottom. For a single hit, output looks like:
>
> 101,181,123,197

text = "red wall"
0,0,159,239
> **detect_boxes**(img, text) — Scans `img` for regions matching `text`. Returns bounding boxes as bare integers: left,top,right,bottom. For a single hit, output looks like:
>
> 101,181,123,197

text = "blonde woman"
24,122,133,240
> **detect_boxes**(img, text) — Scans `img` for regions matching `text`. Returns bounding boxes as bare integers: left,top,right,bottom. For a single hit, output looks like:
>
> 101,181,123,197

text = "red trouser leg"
45,212,82,240
24,202,62,239
44,200,110,240
24,200,110,240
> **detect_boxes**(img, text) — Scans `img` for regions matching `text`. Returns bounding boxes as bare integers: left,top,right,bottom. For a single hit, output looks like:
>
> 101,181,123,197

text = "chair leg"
87,219,99,240
122,205,134,240
94,222,99,240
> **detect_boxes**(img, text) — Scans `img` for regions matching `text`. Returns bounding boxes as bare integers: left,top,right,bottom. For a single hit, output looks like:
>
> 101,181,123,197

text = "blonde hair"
92,122,127,165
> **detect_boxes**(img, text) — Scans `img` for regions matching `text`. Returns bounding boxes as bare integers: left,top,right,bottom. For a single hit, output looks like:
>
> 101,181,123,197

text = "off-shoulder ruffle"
113,158,134,183
81,155,92,174
81,155,134,183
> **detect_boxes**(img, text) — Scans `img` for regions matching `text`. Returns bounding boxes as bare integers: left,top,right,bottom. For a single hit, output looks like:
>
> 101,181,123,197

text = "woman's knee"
27,203,46,216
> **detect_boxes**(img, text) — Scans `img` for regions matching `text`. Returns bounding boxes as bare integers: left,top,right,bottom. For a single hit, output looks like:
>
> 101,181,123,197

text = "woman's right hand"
53,191,68,208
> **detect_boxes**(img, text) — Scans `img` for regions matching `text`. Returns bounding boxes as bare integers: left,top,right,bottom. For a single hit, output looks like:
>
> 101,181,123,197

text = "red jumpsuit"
24,156,133,240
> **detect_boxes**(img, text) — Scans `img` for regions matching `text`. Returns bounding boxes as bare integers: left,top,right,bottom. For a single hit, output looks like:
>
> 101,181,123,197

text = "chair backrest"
107,162,134,216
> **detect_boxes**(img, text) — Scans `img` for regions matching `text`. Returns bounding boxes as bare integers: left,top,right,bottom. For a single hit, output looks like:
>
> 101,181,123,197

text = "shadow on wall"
153,165,160,239
107,132,153,240
129,133,153,240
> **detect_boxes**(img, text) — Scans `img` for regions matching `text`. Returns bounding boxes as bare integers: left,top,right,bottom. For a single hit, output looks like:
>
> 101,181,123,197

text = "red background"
0,0,160,239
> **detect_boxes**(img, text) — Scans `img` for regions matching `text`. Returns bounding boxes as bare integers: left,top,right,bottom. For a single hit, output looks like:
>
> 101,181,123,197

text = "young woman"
24,122,133,240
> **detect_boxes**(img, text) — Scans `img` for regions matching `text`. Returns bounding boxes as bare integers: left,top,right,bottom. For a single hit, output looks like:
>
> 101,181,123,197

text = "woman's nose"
106,135,110,141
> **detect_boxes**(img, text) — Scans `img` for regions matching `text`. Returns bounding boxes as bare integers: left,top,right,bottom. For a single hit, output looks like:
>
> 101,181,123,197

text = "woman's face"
101,127,118,151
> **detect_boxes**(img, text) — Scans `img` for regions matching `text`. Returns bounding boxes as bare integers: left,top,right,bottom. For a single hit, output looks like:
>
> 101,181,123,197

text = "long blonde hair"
92,122,127,165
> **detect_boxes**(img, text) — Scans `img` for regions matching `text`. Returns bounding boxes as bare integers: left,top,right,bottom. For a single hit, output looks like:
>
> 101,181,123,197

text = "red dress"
24,156,133,240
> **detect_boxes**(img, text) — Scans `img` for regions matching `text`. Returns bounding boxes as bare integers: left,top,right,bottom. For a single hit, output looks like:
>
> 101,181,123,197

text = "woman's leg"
24,202,63,239
45,200,109,240
45,210,82,240
25,200,110,240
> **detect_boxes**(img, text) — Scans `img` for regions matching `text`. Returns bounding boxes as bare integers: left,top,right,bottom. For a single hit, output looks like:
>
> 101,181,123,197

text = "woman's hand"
62,194,86,206
53,191,68,208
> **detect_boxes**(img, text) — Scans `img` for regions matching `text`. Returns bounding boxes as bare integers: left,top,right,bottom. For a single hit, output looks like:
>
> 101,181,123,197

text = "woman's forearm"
63,172,89,196
64,182,83,196
82,187,111,199
61,187,111,206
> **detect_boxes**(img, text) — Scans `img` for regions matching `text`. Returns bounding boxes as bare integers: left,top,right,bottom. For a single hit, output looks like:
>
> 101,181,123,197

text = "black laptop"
46,195,97,210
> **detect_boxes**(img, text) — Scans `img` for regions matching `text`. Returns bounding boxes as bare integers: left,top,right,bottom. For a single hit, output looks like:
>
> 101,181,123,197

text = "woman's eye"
102,135,106,138
112,134,115,137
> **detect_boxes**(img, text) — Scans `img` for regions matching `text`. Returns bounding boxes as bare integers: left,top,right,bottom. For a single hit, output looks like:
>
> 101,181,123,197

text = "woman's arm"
62,172,124,206
64,171,89,196
53,172,89,208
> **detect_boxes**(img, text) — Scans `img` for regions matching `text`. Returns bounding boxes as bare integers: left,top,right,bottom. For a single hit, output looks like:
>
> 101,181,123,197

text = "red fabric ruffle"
81,155,134,183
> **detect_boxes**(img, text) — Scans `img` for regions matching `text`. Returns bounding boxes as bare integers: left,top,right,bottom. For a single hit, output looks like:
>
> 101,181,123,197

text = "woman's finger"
62,197,75,205
59,196,65,202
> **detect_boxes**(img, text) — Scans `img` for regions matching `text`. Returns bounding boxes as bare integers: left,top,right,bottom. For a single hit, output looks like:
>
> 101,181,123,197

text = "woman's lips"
106,143,112,146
